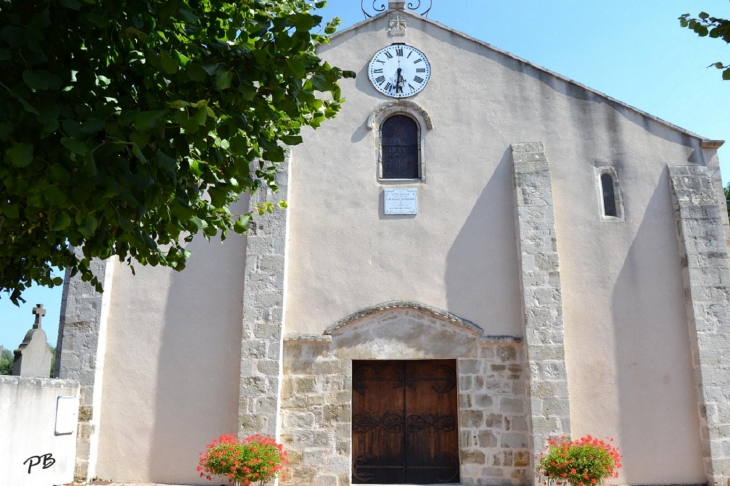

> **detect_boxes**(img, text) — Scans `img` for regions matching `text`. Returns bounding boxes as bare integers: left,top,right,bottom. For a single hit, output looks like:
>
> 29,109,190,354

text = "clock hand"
395,68,404,92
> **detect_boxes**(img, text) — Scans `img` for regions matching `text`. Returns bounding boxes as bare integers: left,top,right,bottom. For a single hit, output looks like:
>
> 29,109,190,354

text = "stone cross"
32,303,46,329
13,303,53,377
389,0,406,9
388,12,407,37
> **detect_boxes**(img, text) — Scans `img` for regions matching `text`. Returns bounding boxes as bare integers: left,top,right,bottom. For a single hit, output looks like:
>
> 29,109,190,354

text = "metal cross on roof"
32,303,46,329
362,0,432,19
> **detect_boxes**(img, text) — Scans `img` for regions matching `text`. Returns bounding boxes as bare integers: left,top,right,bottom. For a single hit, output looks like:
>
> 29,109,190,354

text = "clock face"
368,44,431,98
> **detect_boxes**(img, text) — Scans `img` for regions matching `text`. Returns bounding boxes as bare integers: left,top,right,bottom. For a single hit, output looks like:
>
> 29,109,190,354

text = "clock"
368,44,431,98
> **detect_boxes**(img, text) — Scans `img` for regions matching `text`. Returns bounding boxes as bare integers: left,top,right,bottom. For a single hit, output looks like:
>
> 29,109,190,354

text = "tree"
0,347,12,375
725,182,730,219
0,0,354,304
679,8,730,80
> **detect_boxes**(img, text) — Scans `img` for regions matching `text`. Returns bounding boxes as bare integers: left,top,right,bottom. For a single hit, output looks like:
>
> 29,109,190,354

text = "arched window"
381,115,419,179
601,173,617,217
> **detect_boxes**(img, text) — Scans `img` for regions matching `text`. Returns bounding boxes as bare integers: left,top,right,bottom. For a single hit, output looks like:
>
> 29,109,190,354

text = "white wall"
0,376,79,486
283,13,706,484
94,208,248,484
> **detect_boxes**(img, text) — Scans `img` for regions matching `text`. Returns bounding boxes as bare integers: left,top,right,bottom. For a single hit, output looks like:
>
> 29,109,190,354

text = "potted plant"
536,435,622,486
198,433,289,486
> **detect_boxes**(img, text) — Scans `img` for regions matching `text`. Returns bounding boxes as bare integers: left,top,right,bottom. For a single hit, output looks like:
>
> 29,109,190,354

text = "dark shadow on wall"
146,232,246,484
444,148,523,336
610,167,705,484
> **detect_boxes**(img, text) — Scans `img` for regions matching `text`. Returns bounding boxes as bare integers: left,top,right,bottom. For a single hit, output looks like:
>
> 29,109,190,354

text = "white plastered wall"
283,13,706,484
94,201,248,484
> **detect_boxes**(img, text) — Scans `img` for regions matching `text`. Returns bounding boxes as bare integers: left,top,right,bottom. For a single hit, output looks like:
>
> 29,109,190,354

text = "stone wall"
238,160,290,438
56,249,114,480
669,165,730,486
458,344,530,485
280,306,529,486
511,143,571,458
281,338,351,486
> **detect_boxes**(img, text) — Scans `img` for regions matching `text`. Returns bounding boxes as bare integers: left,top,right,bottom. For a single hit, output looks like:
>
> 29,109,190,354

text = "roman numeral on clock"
375,76,386,84
413,59,422,64
384,51,393,59
385,82,393,91
374,69,383,73
395,47,404,57
414,76,424,84
416,68,426,73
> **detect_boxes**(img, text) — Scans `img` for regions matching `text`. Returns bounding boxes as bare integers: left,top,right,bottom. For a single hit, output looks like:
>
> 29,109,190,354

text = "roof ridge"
326,9,722,146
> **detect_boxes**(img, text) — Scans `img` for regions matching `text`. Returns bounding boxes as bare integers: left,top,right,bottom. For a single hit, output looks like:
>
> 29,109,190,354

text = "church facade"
56,4,730,486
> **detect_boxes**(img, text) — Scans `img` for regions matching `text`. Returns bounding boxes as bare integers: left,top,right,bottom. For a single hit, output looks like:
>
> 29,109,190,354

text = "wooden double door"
352,360,460,484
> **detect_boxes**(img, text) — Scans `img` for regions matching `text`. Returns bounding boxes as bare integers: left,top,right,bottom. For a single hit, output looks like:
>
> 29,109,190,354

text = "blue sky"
1,0,729,350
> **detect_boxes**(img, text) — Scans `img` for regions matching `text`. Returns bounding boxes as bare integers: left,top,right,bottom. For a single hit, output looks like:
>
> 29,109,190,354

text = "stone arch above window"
595,166,625,221
367,100,434,131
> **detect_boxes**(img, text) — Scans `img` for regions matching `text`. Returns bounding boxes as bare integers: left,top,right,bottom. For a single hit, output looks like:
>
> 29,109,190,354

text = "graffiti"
23,453,55,474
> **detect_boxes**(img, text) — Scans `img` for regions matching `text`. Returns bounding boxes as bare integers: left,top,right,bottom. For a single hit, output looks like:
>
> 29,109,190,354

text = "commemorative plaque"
384,188,418,215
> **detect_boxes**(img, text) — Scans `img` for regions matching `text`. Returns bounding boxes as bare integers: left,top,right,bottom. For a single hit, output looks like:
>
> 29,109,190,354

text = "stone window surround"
594,166,625,222
281,303,530,486
367,100,433,184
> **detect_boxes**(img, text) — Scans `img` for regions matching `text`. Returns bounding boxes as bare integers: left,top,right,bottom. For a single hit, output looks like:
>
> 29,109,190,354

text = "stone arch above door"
323,301,483,360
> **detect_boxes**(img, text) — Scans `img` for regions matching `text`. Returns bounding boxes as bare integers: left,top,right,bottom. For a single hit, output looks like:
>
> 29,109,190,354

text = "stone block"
295,377,318,394
478,430,498,447
461,449,486,464
324,404,352,424
501,433,529,449
514,450,531,467
485,413,503,429
317,475,338,486
284,411,316,429
499,397,524,414
327,456,350,474
294,430,331,448
459,359,482,374
460,410,484,428
474,393,494,409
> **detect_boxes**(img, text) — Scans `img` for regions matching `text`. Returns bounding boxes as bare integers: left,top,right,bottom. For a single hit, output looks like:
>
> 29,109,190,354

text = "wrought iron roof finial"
362,0,432,19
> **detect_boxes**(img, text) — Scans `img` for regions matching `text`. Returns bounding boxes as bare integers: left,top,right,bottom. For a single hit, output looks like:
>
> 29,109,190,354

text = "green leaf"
178,8,198,23
234,214,250,234
43,186,67,205
723,69,730,81
60,138,89,155
78,215,98,236
132,144,147,163
185,107,207,133
208,188,227,208
133,111,167,131
51,211,71,230
84,151,97,176
7,91,39,115
186,63,207,81
126,27,150,43
229,135,248,155
160,50,180,74
4,204,19,219
168,100,190,109
81,118,106,134
6,143,33,167
281,135,303,145
216,70,234,90
59,0,82,10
